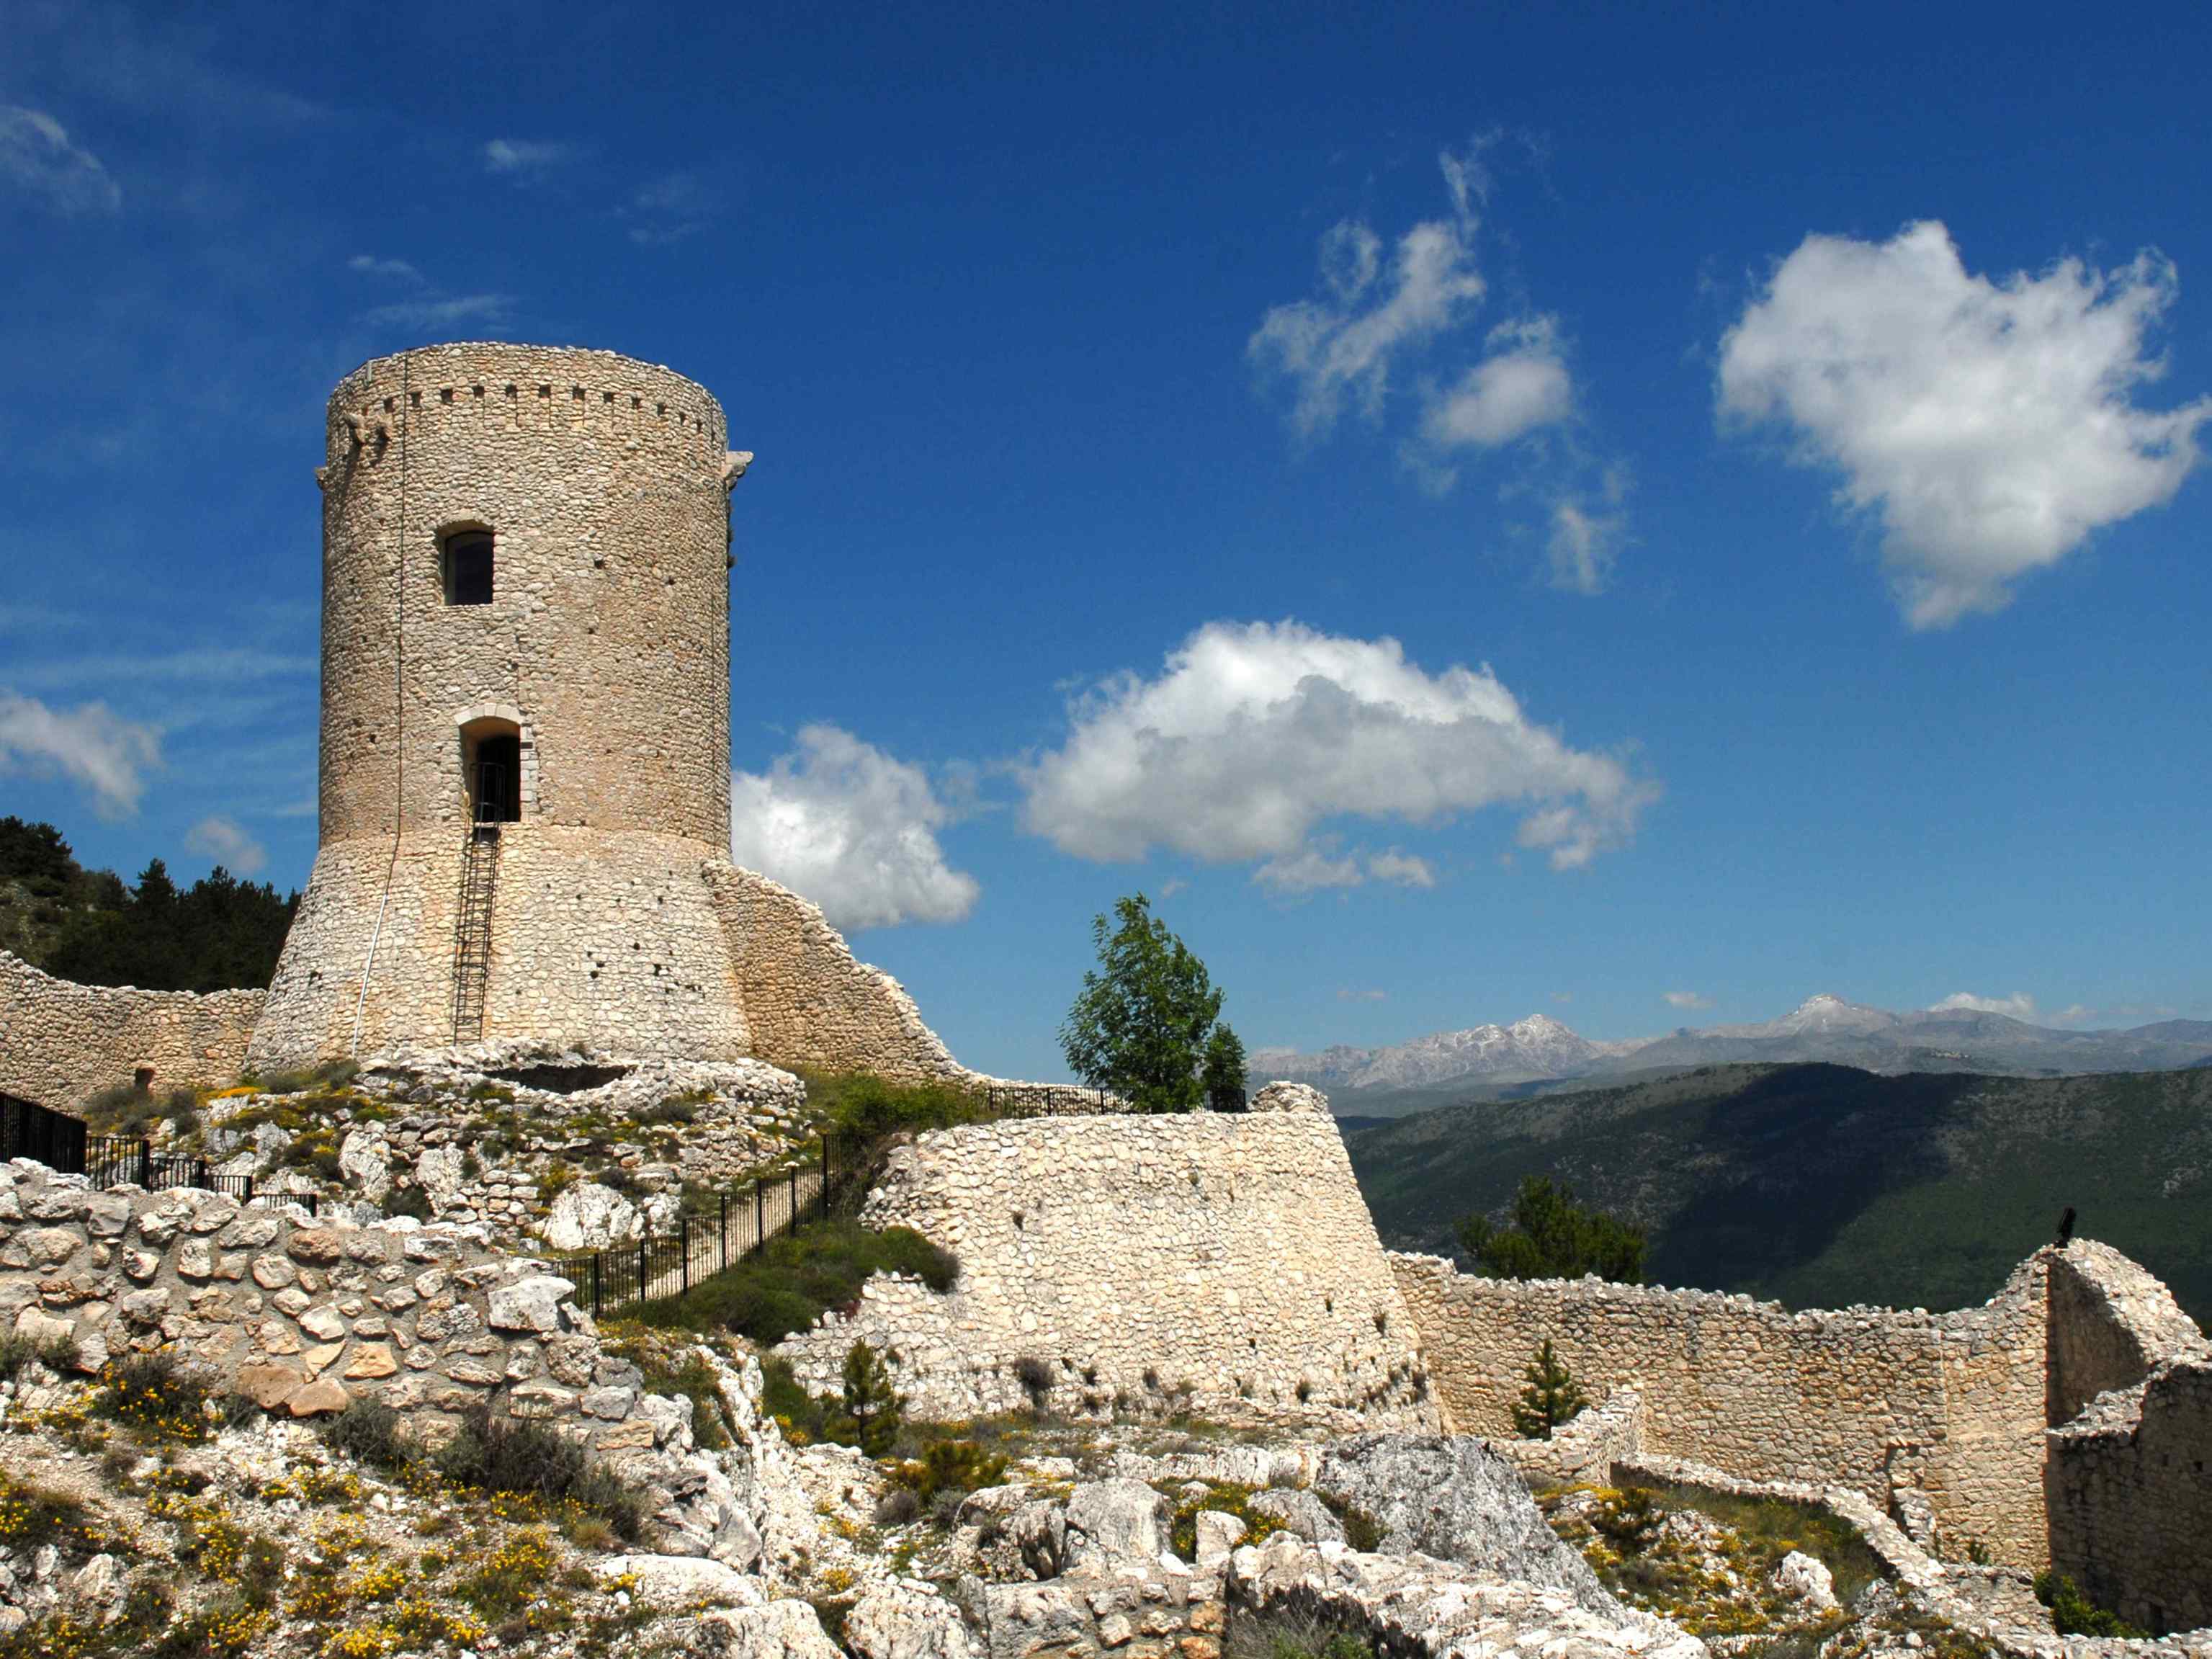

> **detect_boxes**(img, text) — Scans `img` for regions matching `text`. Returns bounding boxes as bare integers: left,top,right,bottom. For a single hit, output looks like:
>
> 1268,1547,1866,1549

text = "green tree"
1456,1175,1647,1284
1059,894,1242,1113
1511,1338,1589,1438
1201,1022,1248,1112
838,1341,903,1456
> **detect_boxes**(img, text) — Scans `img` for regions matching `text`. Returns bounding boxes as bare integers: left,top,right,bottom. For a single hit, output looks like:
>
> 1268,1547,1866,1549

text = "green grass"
1348,1063,2212,1318
630,1217,957,1345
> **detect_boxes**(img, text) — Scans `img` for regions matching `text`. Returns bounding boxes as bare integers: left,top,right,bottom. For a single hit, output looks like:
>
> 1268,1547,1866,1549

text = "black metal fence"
0,1092,315,1214
558,1130,870,1320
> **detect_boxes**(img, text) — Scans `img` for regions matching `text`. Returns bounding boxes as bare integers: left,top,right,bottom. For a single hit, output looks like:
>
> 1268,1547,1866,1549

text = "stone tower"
248,343,790,1068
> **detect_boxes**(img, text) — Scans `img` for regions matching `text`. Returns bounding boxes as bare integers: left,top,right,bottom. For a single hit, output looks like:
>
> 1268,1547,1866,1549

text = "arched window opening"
442,529,494,605
460,718,522,823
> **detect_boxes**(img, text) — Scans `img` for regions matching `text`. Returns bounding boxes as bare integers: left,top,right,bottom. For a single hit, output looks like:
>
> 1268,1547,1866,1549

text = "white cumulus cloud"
730,725,979,931
482,138,577,176
1665,990,1712,1010
185,814,267,876
0,105,121,215
1420,317,1573,450
0,690,159,818
1719,220,2211,627
1929,991,2038,1019
1020,620,1653,875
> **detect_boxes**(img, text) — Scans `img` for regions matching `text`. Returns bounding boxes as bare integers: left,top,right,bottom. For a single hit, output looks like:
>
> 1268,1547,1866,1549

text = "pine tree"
840,1341,904,1456
1511,1338,1588,1438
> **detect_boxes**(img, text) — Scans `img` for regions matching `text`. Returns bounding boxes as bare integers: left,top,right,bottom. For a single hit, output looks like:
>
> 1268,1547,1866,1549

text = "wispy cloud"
1929,991,2037,1020
622,171,716,246
363,294,514,331
1337,988,1389,1003
7,648,314,690
0,104,121,215
0,689,160,818
483,138,578,177
348,254,423,283
185,813,267,875
1664,990,1712,1010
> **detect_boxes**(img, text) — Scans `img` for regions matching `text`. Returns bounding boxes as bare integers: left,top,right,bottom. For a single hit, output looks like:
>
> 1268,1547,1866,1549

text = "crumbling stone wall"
2048,1354,2212,1635
1392,1251,2053,1568
2041,1242,2211,1636
778,1084,1438,1429
0,949,264,1106
0,1156,767,1560
705,864,961,1081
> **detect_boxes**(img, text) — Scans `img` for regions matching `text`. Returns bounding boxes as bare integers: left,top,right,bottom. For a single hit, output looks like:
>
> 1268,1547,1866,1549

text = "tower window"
442,530,494,605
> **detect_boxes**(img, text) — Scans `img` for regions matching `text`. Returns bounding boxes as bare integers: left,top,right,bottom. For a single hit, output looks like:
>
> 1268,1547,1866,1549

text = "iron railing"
2,1090,89,1171
558,1131,869,1319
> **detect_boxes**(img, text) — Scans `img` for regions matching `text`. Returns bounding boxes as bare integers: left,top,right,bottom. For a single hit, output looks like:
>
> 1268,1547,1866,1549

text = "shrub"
1456,1176,1646,1284
841,1342,904,1457
0,1467,104,1552
0,1328,78,1380
897,1439,1009,1506
2033,1570,2145,1639
382,1183,434,1222
1224,1608,1376,1659
1012,1355,1055,1410
321,1398,411,1470
1591,1486,1664,1550
1511,1339,1588,1438
94,1351,217,1439
630,1219,957,1346
873,1486,923,1526
808,1071,992,1142
434,1407,643,1541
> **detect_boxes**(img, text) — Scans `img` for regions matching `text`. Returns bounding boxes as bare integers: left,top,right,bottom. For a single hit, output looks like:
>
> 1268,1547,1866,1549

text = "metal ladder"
451,824,500,1042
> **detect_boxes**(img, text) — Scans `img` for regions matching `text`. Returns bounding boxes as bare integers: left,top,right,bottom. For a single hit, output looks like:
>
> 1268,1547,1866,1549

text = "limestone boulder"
845,1580,980,1659
1226,1533,1705,1659
488,1274,576,1333
1248,1081,1330,1116
1196,1510,1247,1567
338,1129,392,1204
1248,1488,1343,1546
1773,1551,1838,1612
1315,1433,1617,1616
1061,1479,1170,1570
596,1553,763,1611
416,1145,467,1210
540,1181,644,1252
690,1598,846,1659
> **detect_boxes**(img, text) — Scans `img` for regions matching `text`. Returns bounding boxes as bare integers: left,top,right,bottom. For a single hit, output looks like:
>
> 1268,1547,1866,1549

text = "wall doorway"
462,722,522,823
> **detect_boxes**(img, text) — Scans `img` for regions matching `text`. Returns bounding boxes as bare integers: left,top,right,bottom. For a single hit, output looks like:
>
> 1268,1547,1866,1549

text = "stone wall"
248,828,754,1070
0,949,264,1107
1392,1251,2051,1567
2042,1243,2211,1636
0,1155,768,1561
777,1084,1438,1429
706,864,962,1081
2048,1354,2212,1636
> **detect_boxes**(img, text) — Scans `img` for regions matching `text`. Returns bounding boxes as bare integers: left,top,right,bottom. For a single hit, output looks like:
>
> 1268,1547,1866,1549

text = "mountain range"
1253,994,2212,1117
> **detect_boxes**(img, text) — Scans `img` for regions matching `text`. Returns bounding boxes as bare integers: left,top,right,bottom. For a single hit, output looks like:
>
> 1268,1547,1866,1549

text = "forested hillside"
1346,1063,2212,1323
0,815,295,992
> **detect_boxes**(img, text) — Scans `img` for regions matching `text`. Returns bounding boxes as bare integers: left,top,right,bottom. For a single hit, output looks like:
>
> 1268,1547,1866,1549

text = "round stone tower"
248,343,761,1067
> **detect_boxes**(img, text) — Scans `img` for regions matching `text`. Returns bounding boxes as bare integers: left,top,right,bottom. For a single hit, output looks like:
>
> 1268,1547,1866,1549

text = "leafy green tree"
838,1341,903,1456
1456,1175,1647,1284
1201,1022,1248,1112
1511,1338,1589,1438
1060,894,1243,1113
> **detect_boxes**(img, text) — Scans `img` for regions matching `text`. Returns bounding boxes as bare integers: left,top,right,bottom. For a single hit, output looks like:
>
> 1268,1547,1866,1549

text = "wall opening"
461,719,522,823
441,529,495,605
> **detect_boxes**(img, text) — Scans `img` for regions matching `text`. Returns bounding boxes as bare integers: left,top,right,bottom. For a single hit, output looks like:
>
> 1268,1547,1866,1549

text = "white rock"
1773,1551,1838,1611
845,1580,980,1659
338,1129,393,1204
416,1145,467,1210
594,1553,763,1610
539,1181,642,1252
694,1598,846,1659
1195,1510,1248,1568
487,1274,575,1333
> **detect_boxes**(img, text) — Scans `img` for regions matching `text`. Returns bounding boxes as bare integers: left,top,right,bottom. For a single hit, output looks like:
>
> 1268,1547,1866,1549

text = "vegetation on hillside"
1458,1175,1647,1284
629,1217,957,1346
0,815,295,991
1347,1062,2212,1320
1060,893,1246,1112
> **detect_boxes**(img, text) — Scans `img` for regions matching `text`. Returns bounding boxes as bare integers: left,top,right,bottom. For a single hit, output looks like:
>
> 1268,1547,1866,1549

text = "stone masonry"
0,949,264,1106
777,1084,1439,1429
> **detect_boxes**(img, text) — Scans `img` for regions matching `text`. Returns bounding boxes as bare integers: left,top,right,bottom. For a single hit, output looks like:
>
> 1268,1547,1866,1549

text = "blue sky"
4,1,2209,1081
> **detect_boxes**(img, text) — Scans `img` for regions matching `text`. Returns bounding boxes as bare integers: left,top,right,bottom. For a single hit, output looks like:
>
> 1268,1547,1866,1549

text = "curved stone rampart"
776,1101,1438,1429
1392,1251,2051,1568
0,949,263,1106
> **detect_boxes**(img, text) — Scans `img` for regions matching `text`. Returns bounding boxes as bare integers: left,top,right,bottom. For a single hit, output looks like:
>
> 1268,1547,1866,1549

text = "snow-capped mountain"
1254,993,2212,1106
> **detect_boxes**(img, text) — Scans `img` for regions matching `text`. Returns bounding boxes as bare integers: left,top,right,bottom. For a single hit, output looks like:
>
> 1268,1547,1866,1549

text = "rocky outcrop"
1227,1534,1705,1659
1315,1433,1618,1616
